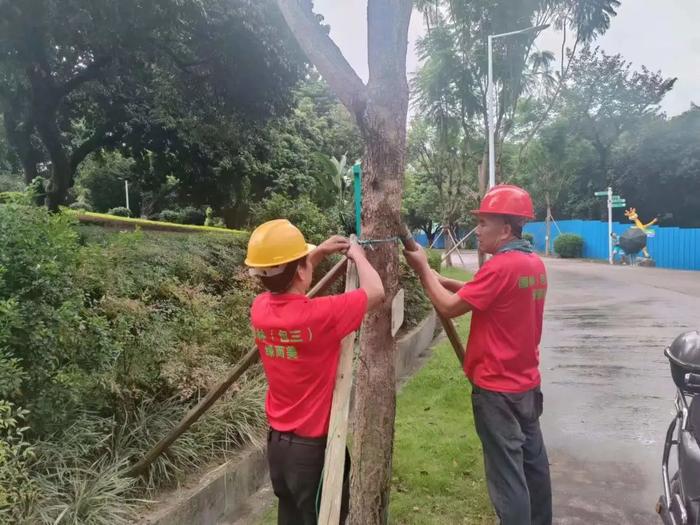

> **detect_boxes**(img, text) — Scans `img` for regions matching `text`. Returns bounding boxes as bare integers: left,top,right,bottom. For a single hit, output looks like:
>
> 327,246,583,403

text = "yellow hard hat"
245,219,316,269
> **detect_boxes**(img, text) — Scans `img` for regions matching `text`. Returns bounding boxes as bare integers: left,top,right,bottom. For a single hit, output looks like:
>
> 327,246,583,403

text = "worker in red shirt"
246,219,384,525
404,185,552,525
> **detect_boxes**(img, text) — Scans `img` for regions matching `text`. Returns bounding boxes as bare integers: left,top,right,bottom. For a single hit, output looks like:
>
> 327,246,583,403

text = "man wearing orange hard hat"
404,185,551,525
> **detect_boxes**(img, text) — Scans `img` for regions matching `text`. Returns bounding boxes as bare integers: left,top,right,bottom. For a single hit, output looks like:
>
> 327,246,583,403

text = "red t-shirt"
251,289,368,438
457,251,547,393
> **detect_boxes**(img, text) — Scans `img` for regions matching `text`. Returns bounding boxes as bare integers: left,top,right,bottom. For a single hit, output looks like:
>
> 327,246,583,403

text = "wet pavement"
454,252,700,524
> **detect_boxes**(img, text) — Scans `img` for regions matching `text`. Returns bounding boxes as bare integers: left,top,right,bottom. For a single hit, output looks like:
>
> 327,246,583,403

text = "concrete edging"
138,309,439,525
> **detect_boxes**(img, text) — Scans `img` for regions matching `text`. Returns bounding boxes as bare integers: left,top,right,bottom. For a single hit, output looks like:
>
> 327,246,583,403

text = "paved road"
453,252,699,524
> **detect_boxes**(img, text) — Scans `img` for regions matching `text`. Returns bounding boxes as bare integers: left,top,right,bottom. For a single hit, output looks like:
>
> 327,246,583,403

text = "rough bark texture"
274,1,412,523
350,3,411,522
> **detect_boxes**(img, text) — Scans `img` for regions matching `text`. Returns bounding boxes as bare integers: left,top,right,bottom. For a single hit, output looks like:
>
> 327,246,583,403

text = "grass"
389,269,493,524
261,268,493,524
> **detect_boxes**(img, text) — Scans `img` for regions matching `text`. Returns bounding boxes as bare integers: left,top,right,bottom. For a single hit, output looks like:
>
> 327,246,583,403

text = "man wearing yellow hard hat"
246,219,384,525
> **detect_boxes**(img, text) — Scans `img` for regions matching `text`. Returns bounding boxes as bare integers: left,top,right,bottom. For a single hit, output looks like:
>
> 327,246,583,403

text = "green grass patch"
260,268,493,524
440,265,473,281
389,269,493,523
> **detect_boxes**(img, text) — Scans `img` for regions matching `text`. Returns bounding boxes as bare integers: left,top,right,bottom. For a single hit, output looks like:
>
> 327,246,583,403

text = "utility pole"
125,180,130,211
487,24,550,189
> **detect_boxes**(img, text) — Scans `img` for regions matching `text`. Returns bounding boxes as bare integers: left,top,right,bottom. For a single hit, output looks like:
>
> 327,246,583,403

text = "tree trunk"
273,1,412,522
36,113,72,211
349,3,411,522
27,67,72,211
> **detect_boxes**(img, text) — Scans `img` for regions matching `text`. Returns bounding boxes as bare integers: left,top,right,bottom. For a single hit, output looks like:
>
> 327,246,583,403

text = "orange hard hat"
471,184,534,220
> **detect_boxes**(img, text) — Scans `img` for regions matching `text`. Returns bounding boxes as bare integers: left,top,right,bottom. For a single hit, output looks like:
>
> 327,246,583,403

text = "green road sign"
612,199,626,205
594,191,608,197
612,203,627,208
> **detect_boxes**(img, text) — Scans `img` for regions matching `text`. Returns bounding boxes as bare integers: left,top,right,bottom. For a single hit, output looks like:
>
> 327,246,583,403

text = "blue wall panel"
522,220,700,271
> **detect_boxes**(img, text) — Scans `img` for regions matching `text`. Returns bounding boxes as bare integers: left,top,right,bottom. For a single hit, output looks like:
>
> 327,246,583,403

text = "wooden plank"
391,288,405,337
126,256,348,478
318,255,359,524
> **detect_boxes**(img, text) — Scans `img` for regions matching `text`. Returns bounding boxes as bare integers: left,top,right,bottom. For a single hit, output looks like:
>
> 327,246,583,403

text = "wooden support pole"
399,227,465,365
428,227,445,249
446,228,467,268
126,256,349,478
441,226,477,262
318,255,359,524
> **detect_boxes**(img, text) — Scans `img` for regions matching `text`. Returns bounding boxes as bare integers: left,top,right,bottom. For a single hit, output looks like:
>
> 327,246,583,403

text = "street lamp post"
487,24,550,189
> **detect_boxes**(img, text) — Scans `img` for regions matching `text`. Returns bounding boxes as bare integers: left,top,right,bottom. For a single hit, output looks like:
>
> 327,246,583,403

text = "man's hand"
346,242,367,262
403,247,430,276
318,235,351,256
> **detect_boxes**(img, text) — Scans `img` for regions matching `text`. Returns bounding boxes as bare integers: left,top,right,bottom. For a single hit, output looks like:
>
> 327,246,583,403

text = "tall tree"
412,0,621,193
614,106,700,228
406,117,479,263
559,46,675,193
273,1,411,522
0,0,305,210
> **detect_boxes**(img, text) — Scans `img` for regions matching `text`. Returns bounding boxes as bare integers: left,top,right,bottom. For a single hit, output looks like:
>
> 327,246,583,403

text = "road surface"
453,251,699,524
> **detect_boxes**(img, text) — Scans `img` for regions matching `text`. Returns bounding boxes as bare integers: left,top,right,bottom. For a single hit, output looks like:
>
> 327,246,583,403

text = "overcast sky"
314,0,699,116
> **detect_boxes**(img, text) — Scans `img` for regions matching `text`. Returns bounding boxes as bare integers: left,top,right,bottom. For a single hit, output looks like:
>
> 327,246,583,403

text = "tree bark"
27,65,72,211
349,3,411,523
274,1,412,523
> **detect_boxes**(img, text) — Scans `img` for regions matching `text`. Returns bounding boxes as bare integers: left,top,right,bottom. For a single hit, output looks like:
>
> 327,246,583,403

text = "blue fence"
413,228,475,250
524,220,700,271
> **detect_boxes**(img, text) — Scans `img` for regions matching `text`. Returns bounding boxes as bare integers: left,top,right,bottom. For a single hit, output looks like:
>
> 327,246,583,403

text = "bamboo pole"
441,226,477,261
126,257,349,478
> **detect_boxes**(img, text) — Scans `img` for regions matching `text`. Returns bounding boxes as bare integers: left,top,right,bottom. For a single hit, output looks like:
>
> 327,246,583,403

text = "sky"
313,0,700,116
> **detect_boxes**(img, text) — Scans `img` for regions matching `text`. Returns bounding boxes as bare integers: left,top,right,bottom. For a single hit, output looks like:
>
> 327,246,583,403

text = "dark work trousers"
267,428,350,525
471,385,552,525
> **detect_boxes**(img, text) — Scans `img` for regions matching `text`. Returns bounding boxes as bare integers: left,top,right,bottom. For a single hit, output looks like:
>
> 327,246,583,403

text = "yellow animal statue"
624,207,657,257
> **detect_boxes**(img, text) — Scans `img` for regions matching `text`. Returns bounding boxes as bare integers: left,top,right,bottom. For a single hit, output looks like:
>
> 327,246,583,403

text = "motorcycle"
657,330,700,525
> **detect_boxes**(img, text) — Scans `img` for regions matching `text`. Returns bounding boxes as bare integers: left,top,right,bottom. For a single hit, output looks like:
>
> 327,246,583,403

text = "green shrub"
26,176,47,206
0,402,36,520
69,201,93,212
107,206,131,217
73,152,136,213
522,232,534,245
554,233,584,258
0,173,25,193
204,206,215,226
0,191,30,205
251,193,340,245
427,249,442,272
400,260,432,332
0,205,106,434
178,206,206,225
158,209,180,223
